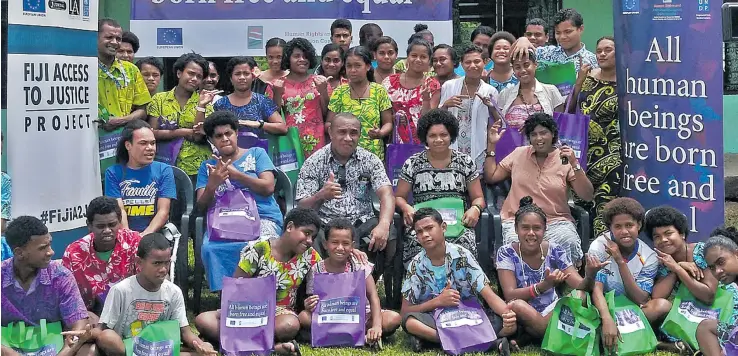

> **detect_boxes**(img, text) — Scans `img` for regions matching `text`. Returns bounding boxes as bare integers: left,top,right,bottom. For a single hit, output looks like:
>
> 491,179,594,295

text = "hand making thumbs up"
318,171,344,201
437,279,461,308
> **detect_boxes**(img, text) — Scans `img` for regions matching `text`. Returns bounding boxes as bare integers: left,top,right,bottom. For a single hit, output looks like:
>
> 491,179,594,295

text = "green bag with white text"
542,291,601,356
123,320,181,356
414,197,466,238
661,283,735,350
605,291,657,356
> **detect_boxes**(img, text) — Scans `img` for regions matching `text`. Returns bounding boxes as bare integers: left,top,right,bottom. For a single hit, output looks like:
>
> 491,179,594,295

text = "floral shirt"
382,74,440,144
488,74,519,93
296,144,391,224
402,242,489,305
237,240,321,310
1,172,10,221
214,94,278,139
278,76,328,157
147,89,214,175
535,44,599,72
1,259,88,327
496,242,572,313
61,229,142,310
328,83,392,159
692,242,738,325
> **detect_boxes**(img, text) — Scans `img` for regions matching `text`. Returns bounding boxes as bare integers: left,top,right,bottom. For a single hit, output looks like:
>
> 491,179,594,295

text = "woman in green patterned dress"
568,36,621,237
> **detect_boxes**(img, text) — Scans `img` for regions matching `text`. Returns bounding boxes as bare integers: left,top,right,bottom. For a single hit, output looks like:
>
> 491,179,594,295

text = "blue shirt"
402,242,489,305
196,147,283,228
1,237,11,261
213,94,278,139
535,44,599,72
454,61,495,77
488,75,519,93
105,162,177,232
1,172,11,221
589,233,658,296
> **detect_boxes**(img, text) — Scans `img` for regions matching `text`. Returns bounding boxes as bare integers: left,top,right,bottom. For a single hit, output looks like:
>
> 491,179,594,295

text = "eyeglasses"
336,165,347,189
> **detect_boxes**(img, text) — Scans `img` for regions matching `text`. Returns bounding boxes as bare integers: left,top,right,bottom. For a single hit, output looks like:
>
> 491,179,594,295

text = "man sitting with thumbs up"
401,207,518,354
296,112,397,279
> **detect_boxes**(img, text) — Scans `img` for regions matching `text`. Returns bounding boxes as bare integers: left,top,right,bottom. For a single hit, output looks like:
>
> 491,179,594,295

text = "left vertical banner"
7,0,100,233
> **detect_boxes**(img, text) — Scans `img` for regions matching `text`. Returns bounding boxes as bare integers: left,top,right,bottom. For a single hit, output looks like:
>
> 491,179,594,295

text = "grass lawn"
184,202,738,355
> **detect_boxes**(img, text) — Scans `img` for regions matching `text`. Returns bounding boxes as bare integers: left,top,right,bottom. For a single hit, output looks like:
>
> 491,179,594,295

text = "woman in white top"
439,44,500,170
497,50,565,131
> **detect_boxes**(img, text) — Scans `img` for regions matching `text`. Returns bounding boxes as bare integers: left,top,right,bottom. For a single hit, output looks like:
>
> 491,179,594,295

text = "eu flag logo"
157,28,183,46
622,0,639,12
23,0,46,13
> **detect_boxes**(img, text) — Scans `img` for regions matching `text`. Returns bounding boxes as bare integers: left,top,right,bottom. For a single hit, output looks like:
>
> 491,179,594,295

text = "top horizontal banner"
131,0,452,21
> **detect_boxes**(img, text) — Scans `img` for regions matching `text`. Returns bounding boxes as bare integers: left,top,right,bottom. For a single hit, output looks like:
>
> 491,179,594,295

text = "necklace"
349,82,370,100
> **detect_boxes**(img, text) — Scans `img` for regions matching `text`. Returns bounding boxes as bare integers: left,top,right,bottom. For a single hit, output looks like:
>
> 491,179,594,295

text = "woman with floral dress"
568,36,621,237
271,38,331,158
382,38,440,144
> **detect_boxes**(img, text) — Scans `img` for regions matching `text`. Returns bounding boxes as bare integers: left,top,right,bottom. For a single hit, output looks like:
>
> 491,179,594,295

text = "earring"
540,243,545,261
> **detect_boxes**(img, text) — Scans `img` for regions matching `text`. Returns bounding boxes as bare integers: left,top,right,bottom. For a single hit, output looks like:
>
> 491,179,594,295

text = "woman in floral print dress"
272,38,331,158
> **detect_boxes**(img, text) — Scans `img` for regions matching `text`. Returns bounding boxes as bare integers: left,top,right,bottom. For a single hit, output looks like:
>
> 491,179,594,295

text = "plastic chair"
192,168,290,314
370,191,406,310
169,166,194,307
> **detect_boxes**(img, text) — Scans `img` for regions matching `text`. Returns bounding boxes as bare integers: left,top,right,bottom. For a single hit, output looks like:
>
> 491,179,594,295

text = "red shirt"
382,74,440,144
62,229,142,310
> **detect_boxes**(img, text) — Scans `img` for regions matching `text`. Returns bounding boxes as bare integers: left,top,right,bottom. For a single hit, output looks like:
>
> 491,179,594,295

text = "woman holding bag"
568,36,622,237
271,38,330,158
147,53,220,181
195,111,284,293
395,109,485,265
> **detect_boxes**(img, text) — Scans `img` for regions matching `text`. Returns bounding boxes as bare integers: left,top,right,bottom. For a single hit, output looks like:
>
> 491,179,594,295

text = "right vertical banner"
613,0,724,240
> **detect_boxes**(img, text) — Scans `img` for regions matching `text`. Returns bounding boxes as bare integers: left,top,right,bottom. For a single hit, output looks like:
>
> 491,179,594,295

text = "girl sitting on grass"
298,218,402,350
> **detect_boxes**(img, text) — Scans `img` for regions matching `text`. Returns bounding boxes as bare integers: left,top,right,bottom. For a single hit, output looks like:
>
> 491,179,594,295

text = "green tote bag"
267,111,305,185
542,291,601,356
123,320,181,356
1,320,64,355
605,291,658,356
414,197,466,238
535,61,577,97
661,283,735,349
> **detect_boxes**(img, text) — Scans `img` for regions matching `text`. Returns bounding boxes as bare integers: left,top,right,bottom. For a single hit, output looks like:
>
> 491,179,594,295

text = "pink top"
504,103,544,130
275,75,331,157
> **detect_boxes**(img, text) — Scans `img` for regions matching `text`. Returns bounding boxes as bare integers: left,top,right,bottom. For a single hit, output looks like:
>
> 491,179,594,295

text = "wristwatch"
485,150,496,158
573,163,582,172
258,120,265,129
195,106,206,113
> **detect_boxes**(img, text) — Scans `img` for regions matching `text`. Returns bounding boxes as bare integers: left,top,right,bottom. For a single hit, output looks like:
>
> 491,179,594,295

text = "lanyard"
98,61,130,89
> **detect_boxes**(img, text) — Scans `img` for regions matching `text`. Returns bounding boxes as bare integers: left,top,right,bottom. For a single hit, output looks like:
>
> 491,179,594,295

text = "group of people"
1,6,736,356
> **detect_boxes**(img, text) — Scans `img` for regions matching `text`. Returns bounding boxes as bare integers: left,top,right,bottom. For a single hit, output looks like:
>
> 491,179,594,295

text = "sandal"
491,337,511,356
367,338,383,351
675,341,695,356
274,340,301,356
408,334,423,352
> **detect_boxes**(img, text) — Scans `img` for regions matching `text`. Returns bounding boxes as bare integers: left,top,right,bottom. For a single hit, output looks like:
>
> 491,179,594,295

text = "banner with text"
7,0,101,231
130,0,452,57
613,0,723,240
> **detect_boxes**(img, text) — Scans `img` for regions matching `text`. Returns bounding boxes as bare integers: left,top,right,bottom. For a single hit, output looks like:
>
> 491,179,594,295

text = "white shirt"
439,77,499,170
497,79,565,117
588,233,659,297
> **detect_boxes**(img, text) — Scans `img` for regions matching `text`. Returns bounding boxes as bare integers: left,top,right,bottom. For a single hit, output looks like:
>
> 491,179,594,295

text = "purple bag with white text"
553,110,590,171
220,276,277,356
494,129,527,163
154,115,185,165
386,113,424,200
311,270,367,347
207,179,261,242
434,298,497,355
725,325,738,356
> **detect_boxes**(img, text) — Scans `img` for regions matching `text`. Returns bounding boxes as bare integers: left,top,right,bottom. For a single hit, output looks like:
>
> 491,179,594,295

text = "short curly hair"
86,196,122,223
281,37,318,71
135,56,164,75
172,52,209,79
204,111,238,138
225,56,258,79
711,225,738,243
523,112,559,144
489,31,516,58
121,30,140,53
460,44,484,62
554,8,584,28
416,109,458,146
6,216,48,250
603,197,646,228
644,205,689,240
284,207,323,231
324,218,357,243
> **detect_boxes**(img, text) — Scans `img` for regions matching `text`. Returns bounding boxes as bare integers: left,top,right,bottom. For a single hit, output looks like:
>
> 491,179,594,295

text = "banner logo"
157,28,184,49
23,0,46,13
48,0,66,11
623,0,640,14
69,0,79,15
248,26,263,49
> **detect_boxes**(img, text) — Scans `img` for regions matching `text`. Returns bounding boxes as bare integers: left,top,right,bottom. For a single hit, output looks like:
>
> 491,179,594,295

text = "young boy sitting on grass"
298,218,401,349
401,207,517,354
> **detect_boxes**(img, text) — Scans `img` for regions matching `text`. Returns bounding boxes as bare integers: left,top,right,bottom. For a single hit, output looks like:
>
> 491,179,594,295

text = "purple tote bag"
220,276,277,356
434,298,497,355
386,113,424,196
207,179,261,242
238,130,269,151
552,110,590,171
311,270,367,348
725,325,738,355
153,116,186,165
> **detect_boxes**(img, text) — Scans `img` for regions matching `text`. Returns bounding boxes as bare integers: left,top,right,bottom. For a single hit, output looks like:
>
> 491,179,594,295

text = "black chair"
192,168,291,314
370,192,406,310
170,166,194,307
485,181,591,264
